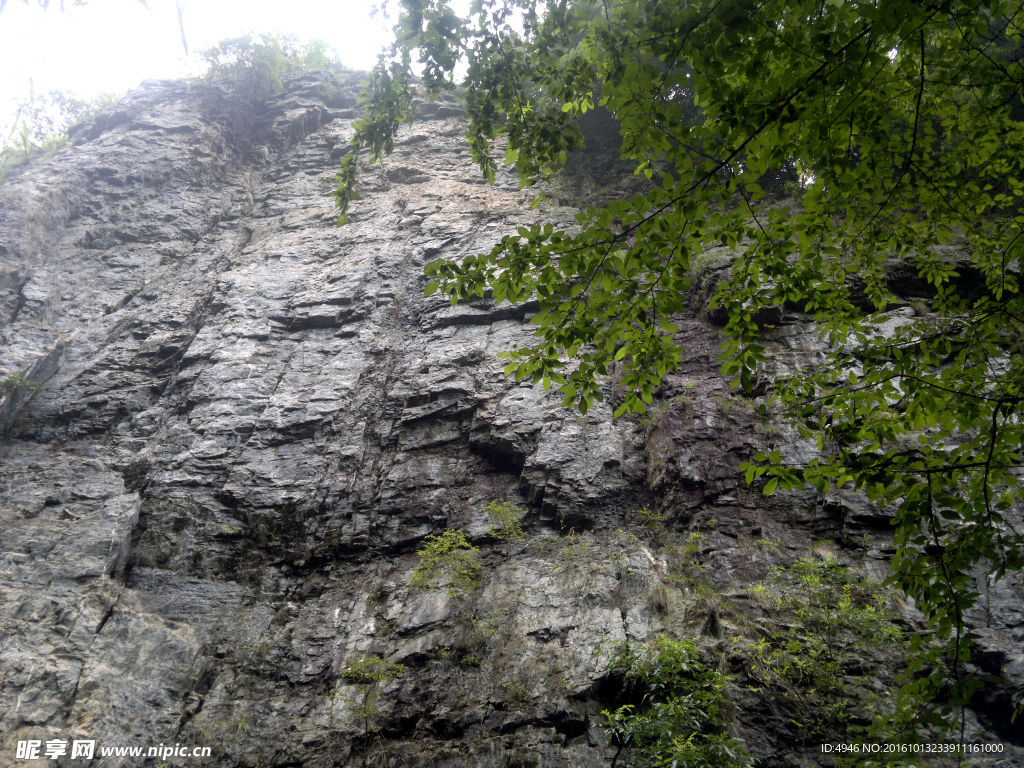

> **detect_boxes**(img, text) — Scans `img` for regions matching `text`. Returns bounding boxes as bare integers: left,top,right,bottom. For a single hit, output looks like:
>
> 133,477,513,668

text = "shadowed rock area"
1,71,1022,768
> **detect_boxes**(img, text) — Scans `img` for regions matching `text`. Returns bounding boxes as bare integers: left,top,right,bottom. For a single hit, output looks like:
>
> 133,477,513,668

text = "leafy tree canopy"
199,33,351,107
335,0,1023,742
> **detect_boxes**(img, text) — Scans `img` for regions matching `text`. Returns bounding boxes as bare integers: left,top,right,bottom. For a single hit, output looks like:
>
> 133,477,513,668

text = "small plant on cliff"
0,373,42,396
410,528,482,596
665,530,708,588
338,654,404,768
558,528,590,565
637,506,668,540
744,554,904,742
231,715,250,738
603,635,749,768
483,498,526,558
504,674,531,708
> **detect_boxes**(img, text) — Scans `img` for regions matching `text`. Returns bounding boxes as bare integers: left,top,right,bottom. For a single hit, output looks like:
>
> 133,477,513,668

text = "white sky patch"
0,0,396,131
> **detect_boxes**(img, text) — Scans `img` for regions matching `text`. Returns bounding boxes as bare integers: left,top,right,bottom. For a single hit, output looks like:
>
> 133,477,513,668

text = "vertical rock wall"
1,72,1021,767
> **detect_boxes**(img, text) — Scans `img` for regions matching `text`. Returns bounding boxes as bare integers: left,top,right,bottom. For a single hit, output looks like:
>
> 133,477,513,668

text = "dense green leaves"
337,0,1024,741
409,528,483,596
603,636,749,768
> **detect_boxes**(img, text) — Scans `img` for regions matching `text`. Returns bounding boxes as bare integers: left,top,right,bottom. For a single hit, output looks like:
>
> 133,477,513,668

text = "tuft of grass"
711,393,752,420
749,582,780,610
690,580,722,614
809,539,836,561
558,529,590,565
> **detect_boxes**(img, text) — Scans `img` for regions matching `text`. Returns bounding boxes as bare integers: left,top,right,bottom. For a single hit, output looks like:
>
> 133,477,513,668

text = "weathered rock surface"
1,71,1022,767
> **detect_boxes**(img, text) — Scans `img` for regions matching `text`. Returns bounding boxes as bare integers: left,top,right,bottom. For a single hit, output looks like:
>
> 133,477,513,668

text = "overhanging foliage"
334,0,1024,745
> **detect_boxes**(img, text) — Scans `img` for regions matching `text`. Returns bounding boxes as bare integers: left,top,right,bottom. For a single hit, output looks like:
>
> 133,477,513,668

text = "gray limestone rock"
1,70,1021,768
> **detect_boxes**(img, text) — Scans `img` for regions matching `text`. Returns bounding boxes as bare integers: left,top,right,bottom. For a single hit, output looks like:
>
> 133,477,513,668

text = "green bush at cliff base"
603,636,749,768
338,0,1024,739
410,528,482,597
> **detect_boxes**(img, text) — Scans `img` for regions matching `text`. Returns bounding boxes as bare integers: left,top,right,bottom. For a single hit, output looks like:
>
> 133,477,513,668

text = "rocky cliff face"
1,72,1022,768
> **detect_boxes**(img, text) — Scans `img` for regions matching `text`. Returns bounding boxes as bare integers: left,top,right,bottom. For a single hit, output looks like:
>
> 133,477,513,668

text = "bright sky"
0,0,396,131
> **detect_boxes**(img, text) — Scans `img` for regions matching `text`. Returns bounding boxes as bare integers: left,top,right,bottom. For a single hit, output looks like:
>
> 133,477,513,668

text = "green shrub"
637,506,668,539
410,529,482,596
483,498,526,557
603,636,748,768
21,88,119,142
558,528,589,565
1,373,42,396
198,33,348,106
336,654,404,767
744,554,903,741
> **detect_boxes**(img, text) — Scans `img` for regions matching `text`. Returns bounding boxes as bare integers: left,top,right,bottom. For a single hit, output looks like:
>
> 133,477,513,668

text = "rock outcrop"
1,71,1022,767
